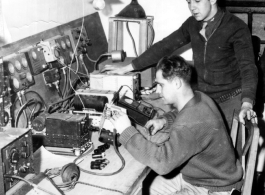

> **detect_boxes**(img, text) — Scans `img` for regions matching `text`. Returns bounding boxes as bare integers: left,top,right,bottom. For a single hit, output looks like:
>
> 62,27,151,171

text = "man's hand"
100,63,134,75
145,118,166,136
109,110,132,134
239,102,257,124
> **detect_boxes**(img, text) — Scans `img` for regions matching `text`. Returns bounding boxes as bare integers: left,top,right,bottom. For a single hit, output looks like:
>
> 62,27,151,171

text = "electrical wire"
82,55,90,78
15,98,34,128
75,181,124,194
94,53,110,71
147,21,155,48
57,60,87,85
29,101,42,122
15,99,42,128
47,94,75,113
14,90,47,111
4,175,57,195
85,53,96,63
61,67,68,98
17,91,29,127
126,22,138,57
74,55,79,74
68,0,85,68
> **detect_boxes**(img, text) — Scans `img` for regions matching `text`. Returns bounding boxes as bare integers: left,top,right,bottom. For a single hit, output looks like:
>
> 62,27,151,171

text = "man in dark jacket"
102,0,258,129
109,55,243,195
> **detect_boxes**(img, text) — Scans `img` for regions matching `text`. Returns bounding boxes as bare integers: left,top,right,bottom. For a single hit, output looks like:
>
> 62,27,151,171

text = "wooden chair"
230,116,260,195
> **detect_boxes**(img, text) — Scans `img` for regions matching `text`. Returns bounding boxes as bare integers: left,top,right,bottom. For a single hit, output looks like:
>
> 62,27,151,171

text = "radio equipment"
39,35,74,65
43,113,92,156
3,53,35,92
90,72,140,99
0,128,34,195
64,26,91,55
0,58,11,127
74,88,115,112
24,46,48,75
116,95,157,127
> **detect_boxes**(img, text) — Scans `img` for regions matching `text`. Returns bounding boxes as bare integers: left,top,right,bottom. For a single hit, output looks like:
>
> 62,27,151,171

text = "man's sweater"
119,91,243,192
131,9,258,103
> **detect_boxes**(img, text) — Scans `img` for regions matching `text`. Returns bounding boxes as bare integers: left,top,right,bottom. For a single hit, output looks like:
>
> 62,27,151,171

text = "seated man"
110,55,243,195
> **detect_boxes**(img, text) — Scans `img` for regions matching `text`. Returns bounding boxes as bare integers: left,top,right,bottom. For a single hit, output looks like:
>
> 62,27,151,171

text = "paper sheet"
33,146,75,173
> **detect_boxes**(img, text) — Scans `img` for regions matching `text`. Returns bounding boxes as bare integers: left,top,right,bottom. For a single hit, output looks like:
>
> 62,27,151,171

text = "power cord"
126,22,138,57
73,129,125,176
4,175,58,195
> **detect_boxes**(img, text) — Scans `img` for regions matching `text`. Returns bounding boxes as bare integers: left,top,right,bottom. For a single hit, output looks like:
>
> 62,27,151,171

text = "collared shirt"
201,8,224,39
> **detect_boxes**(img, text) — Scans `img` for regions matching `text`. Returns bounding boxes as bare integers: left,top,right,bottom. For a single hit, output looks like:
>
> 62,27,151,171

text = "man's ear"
174,77,182,89
210,0,217,6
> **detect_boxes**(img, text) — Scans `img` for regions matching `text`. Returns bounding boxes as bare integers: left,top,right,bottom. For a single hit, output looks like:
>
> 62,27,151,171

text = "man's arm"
110,110,196,175
232,21,258,123
101,17,192,74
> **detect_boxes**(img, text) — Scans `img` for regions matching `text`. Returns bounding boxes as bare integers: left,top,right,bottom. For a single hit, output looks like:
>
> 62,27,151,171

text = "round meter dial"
15,60,22,71
13,78,20,89
21,58,28,68
31,51,37,60
61,40,66,49
26,73,33,82
8,63,15,74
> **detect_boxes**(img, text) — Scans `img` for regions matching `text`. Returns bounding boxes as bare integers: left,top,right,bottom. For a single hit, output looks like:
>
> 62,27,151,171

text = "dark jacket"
132,10,258,103
119,91,243,192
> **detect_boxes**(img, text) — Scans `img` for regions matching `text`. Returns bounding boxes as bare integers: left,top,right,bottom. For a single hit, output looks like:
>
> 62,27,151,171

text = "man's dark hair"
156,55,192,84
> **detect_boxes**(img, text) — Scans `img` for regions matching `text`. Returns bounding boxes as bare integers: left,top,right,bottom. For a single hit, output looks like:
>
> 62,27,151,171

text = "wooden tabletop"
6,95,170,195
7,131,150,195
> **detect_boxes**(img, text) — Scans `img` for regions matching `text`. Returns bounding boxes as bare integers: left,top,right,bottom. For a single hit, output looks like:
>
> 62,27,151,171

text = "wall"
98,0,192,59
1,0,96,44
0,0,192,60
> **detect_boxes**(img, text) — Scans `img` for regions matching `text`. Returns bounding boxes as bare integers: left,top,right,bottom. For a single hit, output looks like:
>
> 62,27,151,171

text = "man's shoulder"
194,91,214,104
183,91,221,120
222,10,249,28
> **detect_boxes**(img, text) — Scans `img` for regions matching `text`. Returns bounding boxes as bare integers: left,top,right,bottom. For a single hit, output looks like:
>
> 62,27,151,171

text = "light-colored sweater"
119,91,243,192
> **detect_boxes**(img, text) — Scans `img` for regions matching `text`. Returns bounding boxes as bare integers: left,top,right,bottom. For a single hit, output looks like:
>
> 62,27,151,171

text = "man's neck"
174,88,194,112
204,6,218,22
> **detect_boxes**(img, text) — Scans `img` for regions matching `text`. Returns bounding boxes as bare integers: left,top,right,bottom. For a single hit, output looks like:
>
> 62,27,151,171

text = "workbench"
6,129,151,195
5,93,170,195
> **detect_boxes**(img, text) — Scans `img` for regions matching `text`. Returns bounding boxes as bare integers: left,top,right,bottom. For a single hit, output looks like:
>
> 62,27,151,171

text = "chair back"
230,116,260,195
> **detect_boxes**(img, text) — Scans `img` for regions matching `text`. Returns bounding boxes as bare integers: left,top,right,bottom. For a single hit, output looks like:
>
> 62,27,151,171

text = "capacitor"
95,159,110,164
73,95,108,112
90,163,105,170
98,144,110,151
92,153,105,159
93,149,102,155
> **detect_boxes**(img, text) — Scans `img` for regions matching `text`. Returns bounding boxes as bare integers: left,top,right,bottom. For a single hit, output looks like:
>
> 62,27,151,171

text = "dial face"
26,72,33,82
66,39,71,47
15,60,22,71
10,149,19,164
61,40,66,49
21,58,28,68
31,51,37,60
13,78,20,89
8,63,15,74
54,49,60,58
70,52,74,59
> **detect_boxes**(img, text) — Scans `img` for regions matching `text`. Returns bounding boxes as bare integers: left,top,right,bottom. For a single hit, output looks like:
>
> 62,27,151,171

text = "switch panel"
55,35,74,65
39,35,74,66
65,26,91,56
25,46,48,75
0,58,11,127
3,53,35,92
0,128,34,194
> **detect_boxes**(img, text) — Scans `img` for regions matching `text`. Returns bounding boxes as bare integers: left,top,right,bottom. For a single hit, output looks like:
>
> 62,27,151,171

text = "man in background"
102,0,258,129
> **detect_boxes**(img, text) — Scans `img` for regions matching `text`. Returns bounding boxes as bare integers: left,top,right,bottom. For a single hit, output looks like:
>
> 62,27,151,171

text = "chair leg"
252,171,265,195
